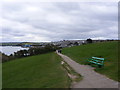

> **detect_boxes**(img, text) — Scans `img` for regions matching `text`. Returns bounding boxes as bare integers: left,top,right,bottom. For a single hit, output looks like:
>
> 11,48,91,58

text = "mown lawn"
62,41,119,82
3,52,70,88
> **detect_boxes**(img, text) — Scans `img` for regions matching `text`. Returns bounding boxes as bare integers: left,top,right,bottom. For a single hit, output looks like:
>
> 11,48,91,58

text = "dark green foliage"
1,53,9,62
86,38,92,43
1,52,13,63
14,50,29,58
28,44,59,56
2,44,60,63
74,42,79,46
67,42,73,46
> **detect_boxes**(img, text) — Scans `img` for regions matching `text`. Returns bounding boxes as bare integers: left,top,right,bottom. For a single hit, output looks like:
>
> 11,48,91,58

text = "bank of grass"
62,41,119,82
3,52,70,88
62,61,82,83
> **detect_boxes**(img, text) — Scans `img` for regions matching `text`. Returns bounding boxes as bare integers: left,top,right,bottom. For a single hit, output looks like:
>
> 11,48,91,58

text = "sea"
0,46,29,56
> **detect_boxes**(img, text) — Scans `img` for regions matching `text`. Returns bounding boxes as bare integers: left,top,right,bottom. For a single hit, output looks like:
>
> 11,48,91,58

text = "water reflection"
0,46,29,56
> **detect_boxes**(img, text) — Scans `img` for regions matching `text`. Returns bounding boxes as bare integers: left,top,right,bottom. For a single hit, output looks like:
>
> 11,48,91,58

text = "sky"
0,0,118,42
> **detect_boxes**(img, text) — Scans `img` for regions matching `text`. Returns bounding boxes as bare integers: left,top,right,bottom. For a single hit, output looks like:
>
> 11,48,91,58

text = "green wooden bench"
88,57,105,67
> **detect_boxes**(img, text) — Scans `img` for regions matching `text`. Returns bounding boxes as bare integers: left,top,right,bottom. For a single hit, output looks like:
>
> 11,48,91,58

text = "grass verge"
61,60,82,83
3,52,70,88
62,41,119,82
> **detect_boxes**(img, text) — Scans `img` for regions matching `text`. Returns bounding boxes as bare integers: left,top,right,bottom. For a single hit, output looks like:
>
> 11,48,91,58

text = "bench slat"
88,57,105,67
92,57,104,60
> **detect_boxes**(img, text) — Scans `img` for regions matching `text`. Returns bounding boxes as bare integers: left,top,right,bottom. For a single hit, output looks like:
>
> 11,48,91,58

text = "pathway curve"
57,52,119,88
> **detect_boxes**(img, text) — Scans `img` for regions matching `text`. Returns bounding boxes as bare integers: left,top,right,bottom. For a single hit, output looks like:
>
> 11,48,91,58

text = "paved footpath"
57,52,119,88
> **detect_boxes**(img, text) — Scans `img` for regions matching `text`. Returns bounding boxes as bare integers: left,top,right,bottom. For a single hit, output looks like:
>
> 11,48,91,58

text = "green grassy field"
62,41,119,81
3,52,70,88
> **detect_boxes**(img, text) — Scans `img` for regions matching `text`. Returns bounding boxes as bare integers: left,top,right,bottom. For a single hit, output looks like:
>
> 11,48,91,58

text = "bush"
86,38,92,43
1,52,13,63
2,44,60,63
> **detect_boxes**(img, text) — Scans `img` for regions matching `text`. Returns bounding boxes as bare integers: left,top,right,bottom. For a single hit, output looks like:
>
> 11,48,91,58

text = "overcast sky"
1,0,118,42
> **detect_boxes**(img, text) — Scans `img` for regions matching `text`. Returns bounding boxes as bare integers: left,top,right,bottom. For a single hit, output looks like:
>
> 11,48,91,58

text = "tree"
74,42,79,46
9,54,14,60
86,38,93,43
1,52,9,63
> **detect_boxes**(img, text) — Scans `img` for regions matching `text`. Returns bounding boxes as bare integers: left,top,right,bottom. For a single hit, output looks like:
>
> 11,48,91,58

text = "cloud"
1,1,118,42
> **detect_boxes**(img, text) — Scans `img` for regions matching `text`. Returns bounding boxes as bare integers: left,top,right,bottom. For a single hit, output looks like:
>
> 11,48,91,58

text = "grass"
3,52,70,88
62,61,82,83
62,41,119,82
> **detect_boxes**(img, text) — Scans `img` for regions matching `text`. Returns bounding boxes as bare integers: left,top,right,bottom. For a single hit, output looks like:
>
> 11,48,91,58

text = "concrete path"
57,52,119,88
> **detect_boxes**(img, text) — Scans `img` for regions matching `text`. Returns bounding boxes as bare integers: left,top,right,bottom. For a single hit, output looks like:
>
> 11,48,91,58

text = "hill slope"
3,52,70,88
62,41,119,81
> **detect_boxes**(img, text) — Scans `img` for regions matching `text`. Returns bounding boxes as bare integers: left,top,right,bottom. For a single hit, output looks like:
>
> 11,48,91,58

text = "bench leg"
98,65,102,68
88,63,91,65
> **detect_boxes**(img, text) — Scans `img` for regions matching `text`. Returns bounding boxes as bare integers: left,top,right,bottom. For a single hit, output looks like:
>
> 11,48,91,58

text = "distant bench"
88,57,105,67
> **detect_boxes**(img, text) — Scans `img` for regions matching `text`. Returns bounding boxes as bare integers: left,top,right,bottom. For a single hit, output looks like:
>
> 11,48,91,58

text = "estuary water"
0,46,29,56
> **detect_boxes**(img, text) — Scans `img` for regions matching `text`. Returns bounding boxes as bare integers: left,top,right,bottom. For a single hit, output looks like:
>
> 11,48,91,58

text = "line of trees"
2,44,60,63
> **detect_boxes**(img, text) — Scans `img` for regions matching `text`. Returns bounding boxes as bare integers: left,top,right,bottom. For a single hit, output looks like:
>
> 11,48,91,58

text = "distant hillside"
62,41,119,81
0,42,42,46
3,53,70,88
